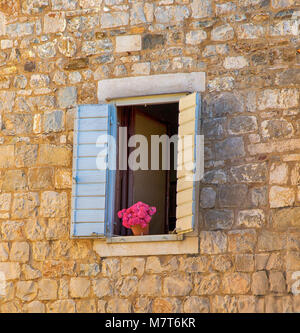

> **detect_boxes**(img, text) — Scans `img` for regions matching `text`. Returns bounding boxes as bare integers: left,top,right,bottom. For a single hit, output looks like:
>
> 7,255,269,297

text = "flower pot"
131,224,149,236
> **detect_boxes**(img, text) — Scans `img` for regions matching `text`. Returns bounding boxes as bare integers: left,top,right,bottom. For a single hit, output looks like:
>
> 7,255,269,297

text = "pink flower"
117,202,157,229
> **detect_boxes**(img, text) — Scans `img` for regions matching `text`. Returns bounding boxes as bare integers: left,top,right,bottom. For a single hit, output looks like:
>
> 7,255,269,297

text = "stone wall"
0,0,300,313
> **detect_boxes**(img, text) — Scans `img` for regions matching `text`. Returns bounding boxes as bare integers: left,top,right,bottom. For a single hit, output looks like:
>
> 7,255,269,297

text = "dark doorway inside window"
114,103,179,236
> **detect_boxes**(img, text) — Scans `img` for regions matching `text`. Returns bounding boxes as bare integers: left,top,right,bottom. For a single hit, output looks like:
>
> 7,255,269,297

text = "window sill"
106,234,183,244
93,234,199,257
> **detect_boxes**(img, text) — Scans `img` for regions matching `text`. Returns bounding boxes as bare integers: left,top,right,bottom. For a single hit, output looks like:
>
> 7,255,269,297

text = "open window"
71,93,202,239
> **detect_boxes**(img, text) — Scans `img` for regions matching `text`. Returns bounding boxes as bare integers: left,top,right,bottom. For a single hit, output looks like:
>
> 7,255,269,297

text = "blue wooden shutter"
71,104,117,238
176,93,202,234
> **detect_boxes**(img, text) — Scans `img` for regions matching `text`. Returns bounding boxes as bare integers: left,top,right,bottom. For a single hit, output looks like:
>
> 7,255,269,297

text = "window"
114,103,179,236
71,93,202,240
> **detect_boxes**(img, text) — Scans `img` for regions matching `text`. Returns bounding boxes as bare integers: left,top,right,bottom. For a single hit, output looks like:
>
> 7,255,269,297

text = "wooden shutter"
71,104,117,238
176,92,201,234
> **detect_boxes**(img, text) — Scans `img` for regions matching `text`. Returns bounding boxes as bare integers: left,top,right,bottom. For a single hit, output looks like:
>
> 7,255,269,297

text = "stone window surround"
93,72,205,257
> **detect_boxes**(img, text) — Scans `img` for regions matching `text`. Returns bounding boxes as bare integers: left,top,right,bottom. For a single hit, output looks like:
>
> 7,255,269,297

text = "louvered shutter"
71,104,117,238
176,92,202,234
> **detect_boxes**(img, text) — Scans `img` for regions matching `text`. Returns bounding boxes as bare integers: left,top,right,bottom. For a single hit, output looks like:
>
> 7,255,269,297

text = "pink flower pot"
131,224,149,236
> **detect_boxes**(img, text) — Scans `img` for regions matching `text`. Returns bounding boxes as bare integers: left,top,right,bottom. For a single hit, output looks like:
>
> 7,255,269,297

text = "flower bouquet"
118,201,157,236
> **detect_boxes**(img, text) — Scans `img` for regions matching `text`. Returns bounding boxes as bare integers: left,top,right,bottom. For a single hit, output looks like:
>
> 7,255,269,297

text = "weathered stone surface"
183,296,210,313
238,296,264,313
57,87,77,108
215,137,245,160
200,231,227,254
0,144,15,167
258,89,299,110
43,110,64,133
203,117,226,140
163,273,192,296
191,0,213,18
54,168,72,189
270,163,289,184
186,30,207,44
10,242,29,263
228,230,257,253
200,187,216,208
203,169,227,184
121,258,145,277
237,209,265,228
269,271,286,293
117,276,138,297
224,56,249,69
107,298,131,313
0,262,21,280
116,35,141,53
134,297,151,313
76,299,97,313
12,192,39,218
0,91,15,112
257,231,286,252
219,184,248,208
194,273,220,295
145,256,178,274
237,23,264,39
37,41,57,58
40,191,68,218
138,275,161,296
16,281,37,302
22,265,42,280
0,193,11,213
228,116,257,134
154,6,189,24
211,24,234,41
250,186,267,207
39,145,72,166
47,300,76,313
252,271,269,295
69,278,90,298
222,273,251,294
235,254,255,272
24,301,45,313
28,167,54,190
204,209,234,230
2,114,33,135
15,144,38,167
92,278,113,298
142,34,165,50
269,186,295,208
261,119,293,140
211,296,238,313
38,279,58,300
0,243,9,261
32,242,50,261
102,258,120,277
230,163,267,183
44,12,66,34
152,298,181,313
1,221,24,241
100,12,129,28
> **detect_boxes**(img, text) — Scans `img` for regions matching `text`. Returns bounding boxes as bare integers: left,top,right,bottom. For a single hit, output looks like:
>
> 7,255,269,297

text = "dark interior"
114,102,179,236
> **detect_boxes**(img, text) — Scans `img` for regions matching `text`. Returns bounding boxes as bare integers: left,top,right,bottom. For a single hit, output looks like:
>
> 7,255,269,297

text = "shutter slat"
74,209,105,222
75,183,105,196
79,118,108,131
74,197,106,210
176,93,201,234
71,104,117,238
74,223,105,238
77,131,108,144
76,170,106,183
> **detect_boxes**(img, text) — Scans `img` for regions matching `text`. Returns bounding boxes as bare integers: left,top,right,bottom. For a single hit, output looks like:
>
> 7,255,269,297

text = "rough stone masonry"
0,0,300,313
